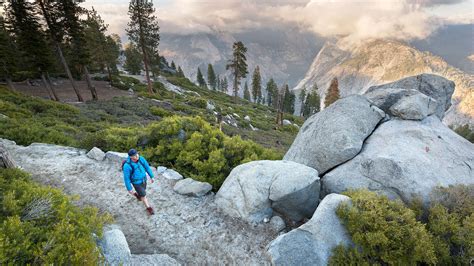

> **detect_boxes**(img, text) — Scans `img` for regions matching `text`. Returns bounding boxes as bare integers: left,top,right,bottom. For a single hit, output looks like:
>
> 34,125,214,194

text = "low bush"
0,168,112,264
150,106,172,117
452,124,474,143
142,116,280,189
330,187,474,265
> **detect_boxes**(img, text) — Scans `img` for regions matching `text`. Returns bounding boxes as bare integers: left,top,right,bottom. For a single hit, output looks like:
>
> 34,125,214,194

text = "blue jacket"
123,156,154,191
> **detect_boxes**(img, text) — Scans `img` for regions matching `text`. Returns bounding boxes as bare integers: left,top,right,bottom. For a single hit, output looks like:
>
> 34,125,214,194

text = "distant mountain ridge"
160,28,324,89
293,39,474,126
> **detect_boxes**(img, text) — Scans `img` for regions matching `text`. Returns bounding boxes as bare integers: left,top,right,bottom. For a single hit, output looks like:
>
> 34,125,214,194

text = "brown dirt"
11,79,131,102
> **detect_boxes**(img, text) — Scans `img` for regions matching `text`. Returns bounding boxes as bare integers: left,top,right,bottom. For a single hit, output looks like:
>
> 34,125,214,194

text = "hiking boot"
133,192,141,201
146,207,155,215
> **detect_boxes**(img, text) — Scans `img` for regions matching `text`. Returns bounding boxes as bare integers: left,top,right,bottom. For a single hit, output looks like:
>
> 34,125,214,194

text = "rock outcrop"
87,147,106,161
267,194,353,265
364,74,455,120
216,160,320,223
322,116,474,204
284,95,385,174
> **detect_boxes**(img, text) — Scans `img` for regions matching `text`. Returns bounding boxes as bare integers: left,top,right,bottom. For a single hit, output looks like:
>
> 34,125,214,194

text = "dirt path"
1,139,278,265
11,79,130,102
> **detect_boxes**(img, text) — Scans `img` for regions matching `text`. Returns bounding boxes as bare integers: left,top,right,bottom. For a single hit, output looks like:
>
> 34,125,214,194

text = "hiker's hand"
150,178,155,184
128,190,134,195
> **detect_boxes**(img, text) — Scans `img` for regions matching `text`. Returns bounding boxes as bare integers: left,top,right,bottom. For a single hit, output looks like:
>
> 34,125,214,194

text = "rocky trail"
0,139,279,265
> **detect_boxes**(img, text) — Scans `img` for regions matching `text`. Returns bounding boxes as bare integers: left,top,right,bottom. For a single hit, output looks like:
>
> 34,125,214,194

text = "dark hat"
128,149,138,156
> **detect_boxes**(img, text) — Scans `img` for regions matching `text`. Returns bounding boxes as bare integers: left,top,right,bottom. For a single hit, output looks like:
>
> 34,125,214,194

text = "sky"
81,0,473,43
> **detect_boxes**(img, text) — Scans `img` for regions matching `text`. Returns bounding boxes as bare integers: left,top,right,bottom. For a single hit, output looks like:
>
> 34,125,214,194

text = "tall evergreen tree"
216,74,220,91
207,63,217,90
170,61,176,70
243,81,251,101
303,84,321,117
127,0,160,94
196,67,207,88
325,77,340,108
124,43,142,75
0,15,17,91
251,66,262,104
35,0,83,101
177,66,185,77
104,34,121,77
266,78,277,107
6,0,59,101
282,84,295,114
299,87,307,116
226,41,248,103
221,77,229,92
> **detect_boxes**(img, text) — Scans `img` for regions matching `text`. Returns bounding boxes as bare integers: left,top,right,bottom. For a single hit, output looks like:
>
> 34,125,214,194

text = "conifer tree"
266,78,277,107
243,81,251,101
7,0,59,101
170,61,176,70
104,34,121,77
282,84,295,114
221,77,229,92
0,15,17,91
216,74,220,91
196,67,207,88
177,66,185,77
325,77,340,108
251,66,262,104
207,63,217,90
124,43,142,75
303,84,321,117
36,0,83,101
127,0,160,94
226,41,248,103
299,87,307,116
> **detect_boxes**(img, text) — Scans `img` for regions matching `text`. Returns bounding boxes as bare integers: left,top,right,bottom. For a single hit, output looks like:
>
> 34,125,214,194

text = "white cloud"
81,0,472,42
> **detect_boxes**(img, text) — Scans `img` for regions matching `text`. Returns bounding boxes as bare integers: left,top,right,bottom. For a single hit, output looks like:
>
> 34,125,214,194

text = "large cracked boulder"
215,160,320,223
322,116,474,205
98,227,132,265
267,194,353,266
364,74,455,120
284,95,385,174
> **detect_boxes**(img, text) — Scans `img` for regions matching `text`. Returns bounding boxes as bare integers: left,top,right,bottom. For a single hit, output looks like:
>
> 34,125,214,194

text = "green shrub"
187,97,207,109
80,126,141,152
452,124,474,143
149,106,172,117
0,168,112,264
330,190,437,265
143,116,280,189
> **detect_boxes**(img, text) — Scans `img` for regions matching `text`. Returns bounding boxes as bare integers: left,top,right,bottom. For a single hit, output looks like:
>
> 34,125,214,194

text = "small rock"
157,166,167,174
263,217,270,223
206,101,215,111
162,169,183,180
233,113,240,118
173,178,212,197
105,151,128,164
86,147,105,161
244,115,251,121
270,216,286,232
128,88,134,94
282,119,292,126
177,129,186,141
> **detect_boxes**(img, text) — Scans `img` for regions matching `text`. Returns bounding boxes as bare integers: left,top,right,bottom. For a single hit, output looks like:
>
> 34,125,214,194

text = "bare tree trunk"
6,77,16,91
40,72,56,100
141,47,153,94
233,75,238,104
56,43,83,102
0,145,17,169
83,65,98,100
106,65,112,84
46,72,60,101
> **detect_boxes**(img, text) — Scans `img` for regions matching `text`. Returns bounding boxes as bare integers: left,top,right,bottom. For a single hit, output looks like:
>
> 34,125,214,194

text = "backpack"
121,159,145,182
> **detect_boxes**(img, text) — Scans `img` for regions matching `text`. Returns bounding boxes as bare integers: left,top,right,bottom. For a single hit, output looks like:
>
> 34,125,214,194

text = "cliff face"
293,39,474,126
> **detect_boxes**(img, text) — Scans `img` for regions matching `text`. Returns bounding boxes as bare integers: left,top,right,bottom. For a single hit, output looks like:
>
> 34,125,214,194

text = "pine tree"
251,66,262,104
124,43,142,75
266,78,277,107
221,77,229,92
216,74,220,91
207,63,217,90
325,77,340,107
6,0,59,101
177,66,185,77
226,41,248,103
35,0,83,101
0,15,17,91
303,84,321,117
127,0,160,94
243,81,251,101
299,87,307,116
170,61,176,70
104,34,121,78
282,84,295,114
196,67,207,88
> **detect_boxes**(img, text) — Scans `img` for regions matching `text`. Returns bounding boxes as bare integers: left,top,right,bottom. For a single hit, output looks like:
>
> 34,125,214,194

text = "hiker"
123,148,155,215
